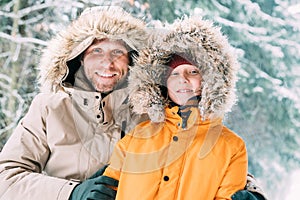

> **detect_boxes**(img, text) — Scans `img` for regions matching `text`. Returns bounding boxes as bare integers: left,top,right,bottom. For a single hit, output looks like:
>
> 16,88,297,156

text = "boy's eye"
189,69,200,75
170,71,179,76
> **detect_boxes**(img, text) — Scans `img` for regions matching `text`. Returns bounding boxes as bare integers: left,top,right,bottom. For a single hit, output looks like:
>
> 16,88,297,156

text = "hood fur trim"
128,16,239,122
38,6,147,92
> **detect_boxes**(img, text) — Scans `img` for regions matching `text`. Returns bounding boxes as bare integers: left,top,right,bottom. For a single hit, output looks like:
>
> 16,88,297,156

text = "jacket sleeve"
0,94,78,200
245,173,268,200
103,132,134,186
215,138,248,199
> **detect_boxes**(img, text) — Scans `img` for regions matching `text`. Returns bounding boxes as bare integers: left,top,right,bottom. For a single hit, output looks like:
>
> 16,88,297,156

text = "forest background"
1,0,300,199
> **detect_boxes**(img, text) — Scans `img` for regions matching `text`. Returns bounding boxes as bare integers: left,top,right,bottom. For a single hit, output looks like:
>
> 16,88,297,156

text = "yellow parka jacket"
104,106,248,199
0,6,147,200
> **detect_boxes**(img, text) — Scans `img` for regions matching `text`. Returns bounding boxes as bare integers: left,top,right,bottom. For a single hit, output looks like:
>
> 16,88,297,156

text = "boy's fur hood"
38,6,147,92
128,17,239,122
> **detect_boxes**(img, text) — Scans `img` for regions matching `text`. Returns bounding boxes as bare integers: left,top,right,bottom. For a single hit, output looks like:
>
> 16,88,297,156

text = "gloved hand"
69,165,118,200
231,190,265,200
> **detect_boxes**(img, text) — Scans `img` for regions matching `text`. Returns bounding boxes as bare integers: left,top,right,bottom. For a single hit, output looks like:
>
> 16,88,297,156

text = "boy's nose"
178,74,188,83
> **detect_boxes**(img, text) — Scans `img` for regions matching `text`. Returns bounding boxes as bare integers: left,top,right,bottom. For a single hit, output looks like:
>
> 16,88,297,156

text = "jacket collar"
166,104,222,129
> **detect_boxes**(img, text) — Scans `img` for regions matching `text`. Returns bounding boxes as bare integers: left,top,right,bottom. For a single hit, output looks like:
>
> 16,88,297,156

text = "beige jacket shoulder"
0,87,146,200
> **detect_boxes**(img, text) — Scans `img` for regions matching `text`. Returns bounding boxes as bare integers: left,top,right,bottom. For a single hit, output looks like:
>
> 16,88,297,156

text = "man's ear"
79,53,84,66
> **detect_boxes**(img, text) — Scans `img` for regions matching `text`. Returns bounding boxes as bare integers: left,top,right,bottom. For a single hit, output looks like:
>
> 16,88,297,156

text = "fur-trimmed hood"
128,16,239,122
38,6,147,92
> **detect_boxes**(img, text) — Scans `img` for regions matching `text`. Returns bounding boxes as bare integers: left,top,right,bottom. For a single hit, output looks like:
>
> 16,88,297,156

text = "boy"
103,16,248,199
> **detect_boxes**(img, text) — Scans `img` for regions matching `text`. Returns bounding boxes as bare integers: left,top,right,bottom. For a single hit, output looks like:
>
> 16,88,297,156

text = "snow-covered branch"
0,32,48,46
215,16,300,50
236,0,286,25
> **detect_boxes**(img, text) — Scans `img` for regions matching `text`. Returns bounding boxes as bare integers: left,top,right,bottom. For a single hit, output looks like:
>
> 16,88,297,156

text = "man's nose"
100,54,114,69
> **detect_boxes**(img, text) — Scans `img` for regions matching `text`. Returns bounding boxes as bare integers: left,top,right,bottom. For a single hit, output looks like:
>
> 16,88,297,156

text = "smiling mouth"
95,72,119,78
176,89,194,93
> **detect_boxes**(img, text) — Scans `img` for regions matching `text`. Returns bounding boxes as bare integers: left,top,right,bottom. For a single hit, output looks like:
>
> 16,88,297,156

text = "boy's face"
82,39,129,93
167,64,202,105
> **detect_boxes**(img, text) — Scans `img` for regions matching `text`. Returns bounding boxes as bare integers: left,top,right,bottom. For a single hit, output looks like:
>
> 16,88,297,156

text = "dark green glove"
231,190,265,200
69,165,118,200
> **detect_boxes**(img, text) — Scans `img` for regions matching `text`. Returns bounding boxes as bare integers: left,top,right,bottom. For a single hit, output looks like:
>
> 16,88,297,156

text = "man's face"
82,39,129,93
167,64,202,105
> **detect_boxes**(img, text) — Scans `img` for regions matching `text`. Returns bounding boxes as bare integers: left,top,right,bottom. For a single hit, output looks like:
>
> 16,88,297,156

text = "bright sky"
285,170,300,200
288,3,300,14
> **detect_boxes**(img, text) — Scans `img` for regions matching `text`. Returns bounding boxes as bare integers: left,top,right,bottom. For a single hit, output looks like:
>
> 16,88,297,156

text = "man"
0,6,148,200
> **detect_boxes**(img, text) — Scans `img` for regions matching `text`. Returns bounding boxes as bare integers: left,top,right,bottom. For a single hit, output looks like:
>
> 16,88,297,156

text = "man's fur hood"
128,16,240,122
38,6,147,92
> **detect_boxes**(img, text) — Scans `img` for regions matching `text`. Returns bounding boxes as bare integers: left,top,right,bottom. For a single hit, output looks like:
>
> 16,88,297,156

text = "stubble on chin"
94,82,116,93
93,71,127,93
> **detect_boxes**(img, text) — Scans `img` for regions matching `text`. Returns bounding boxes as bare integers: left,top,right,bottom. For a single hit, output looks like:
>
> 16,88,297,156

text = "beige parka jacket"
0,6,148,200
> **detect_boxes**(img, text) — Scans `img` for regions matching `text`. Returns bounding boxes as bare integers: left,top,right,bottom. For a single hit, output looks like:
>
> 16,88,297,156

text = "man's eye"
92,48,103,54
112,49,125,56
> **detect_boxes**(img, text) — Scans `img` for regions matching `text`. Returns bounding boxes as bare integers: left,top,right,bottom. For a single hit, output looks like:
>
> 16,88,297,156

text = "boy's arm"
215,141,248,199
103,145,125,183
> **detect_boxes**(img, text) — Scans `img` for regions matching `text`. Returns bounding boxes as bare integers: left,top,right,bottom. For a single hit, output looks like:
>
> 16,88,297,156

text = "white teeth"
177,89,193,93
101,74,114,77
95,71,119,77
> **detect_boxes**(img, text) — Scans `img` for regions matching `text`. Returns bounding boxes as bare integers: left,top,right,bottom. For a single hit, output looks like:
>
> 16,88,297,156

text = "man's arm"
231,173,268,200
0,94,77,200
69,165,118,200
